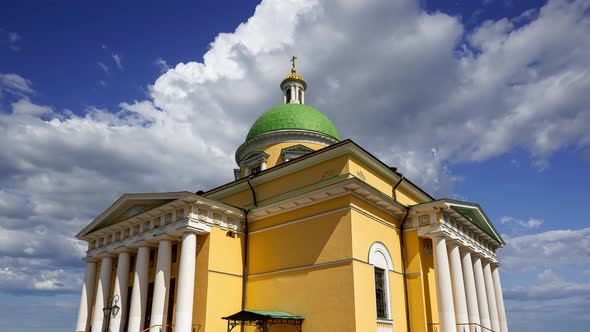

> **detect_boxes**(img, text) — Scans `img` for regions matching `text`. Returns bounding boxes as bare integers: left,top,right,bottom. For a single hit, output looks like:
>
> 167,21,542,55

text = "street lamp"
102,294,120,332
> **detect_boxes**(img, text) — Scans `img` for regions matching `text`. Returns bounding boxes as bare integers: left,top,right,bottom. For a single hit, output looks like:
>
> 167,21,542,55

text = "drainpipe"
392,175,404,201
393,174,412,332
400,208,412,332
241,176,257,311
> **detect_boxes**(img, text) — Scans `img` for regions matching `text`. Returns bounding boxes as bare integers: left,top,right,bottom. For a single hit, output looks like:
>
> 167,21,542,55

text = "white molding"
369,242,394,272
247,177,406,222
210,141,432,205
409,214,498,263
249,205,400,236
369,242,394,320
236,129,338,164
248,258,354,278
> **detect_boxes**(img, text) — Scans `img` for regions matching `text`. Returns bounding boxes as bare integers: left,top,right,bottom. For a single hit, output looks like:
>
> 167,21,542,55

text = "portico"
75,192,245,332
408,199,508,332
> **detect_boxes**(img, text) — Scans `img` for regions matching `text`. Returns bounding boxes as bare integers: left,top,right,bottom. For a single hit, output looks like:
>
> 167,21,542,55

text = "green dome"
246,104,340,141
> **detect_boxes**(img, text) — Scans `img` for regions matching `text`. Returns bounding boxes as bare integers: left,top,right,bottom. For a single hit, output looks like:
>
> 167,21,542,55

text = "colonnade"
75,232,198,332
431,235,508,332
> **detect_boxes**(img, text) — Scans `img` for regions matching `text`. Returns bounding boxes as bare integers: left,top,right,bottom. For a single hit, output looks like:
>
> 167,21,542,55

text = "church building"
75,58,508,332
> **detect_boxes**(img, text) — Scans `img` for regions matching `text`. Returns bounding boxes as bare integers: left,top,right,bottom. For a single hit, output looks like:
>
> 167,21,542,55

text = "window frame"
368,241,394,320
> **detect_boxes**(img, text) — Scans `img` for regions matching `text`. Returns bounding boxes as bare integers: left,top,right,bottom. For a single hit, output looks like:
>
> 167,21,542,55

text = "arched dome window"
368,242,393,320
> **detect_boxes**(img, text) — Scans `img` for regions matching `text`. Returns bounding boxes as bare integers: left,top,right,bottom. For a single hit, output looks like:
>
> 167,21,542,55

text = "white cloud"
1,0,590,297
0,73,34,96
97,61,109,74
112,53,123,69
154,57,170,73
501,216,544,229
500,227,590,272
7,32,21,51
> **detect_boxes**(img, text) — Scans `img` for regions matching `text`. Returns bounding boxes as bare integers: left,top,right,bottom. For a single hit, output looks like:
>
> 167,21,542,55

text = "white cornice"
248,177,406,222
78,193,244,240
209,141,433,205
76,192,193,238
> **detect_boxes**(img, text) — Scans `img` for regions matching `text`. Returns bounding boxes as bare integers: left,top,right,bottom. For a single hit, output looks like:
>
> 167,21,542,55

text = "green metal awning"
222,310,304,332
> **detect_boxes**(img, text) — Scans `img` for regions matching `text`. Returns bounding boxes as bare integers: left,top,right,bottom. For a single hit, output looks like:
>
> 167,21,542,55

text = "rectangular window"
375,267,387,319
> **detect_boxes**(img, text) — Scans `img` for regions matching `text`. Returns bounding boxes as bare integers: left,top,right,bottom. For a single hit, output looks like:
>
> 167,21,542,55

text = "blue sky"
1,1,589,331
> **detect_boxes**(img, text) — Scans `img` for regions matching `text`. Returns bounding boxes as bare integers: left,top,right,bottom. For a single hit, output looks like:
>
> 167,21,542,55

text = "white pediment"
76,192,193,238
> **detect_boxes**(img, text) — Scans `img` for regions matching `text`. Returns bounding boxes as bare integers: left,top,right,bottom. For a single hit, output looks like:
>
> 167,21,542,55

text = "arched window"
286,89,292,103
368,242,393,320
298,89,302,103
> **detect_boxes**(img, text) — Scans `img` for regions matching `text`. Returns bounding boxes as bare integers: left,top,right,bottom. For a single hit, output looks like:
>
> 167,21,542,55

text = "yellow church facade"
75,62,508,332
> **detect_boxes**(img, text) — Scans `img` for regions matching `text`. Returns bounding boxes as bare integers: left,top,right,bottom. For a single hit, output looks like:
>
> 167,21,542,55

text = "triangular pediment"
77,191,193,238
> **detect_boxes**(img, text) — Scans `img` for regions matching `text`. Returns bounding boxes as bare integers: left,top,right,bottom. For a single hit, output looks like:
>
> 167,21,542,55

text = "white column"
110,251,131,332
460,250,480,332
492,265,508,332
91,256,113,332
432,236,457,332
127,246,150,332
174,232,198,332
448,243,469,332
483,261,500,332
472,255,491,330
150,239,172,330
75,260,97,332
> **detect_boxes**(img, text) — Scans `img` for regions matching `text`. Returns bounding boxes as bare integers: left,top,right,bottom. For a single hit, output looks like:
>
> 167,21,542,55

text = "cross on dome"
281,56,306,104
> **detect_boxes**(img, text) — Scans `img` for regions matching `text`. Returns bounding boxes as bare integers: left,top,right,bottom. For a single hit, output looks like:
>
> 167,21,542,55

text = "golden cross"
290,56,297,73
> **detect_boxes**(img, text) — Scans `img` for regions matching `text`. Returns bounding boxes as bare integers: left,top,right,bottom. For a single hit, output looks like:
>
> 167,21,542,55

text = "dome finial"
281,56,306,104
290,55,298,74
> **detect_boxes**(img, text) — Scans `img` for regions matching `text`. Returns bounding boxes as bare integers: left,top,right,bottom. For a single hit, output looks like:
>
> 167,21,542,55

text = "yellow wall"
348,155,422,206
198,146,436,331
349,201,408,331
247,262,357,331
195,227,244,332
248,204,352,275
404,230,429,332
220,154,350,208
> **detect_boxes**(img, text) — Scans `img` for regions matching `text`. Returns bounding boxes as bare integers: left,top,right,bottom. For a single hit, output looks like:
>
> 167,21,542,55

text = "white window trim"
369,241,394,320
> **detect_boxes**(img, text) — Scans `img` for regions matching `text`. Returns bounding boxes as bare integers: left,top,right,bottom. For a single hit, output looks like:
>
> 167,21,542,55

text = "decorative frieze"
84,196,245,257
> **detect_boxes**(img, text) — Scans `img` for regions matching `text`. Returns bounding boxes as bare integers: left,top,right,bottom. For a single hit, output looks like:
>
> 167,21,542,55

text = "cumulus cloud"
500,229,590,328
500,227,590,272
0,73,34,96
1,0,590,298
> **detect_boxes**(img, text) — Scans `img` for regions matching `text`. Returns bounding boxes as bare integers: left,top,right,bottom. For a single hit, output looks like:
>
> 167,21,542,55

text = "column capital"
83,256,100,263
95,252,117,259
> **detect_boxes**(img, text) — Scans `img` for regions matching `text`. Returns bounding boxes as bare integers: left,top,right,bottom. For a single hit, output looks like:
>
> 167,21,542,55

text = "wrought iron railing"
376,319,394,332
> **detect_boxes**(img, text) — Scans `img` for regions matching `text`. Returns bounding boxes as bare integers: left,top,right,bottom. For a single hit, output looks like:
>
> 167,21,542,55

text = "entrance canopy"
222,310,304,332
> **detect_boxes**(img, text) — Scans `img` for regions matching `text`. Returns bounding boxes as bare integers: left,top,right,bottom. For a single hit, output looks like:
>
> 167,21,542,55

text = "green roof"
222,309,304,320
246,103,340,142
445,199,504,245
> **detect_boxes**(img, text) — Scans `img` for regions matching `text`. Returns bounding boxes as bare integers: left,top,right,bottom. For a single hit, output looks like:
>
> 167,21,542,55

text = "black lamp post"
102,294,120,332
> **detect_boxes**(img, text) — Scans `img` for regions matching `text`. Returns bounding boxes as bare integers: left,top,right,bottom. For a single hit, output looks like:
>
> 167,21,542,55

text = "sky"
0,0,589,331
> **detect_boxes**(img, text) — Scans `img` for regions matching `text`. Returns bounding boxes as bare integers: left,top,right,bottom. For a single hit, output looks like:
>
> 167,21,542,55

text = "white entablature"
404,199,505,263
77,192,245,258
